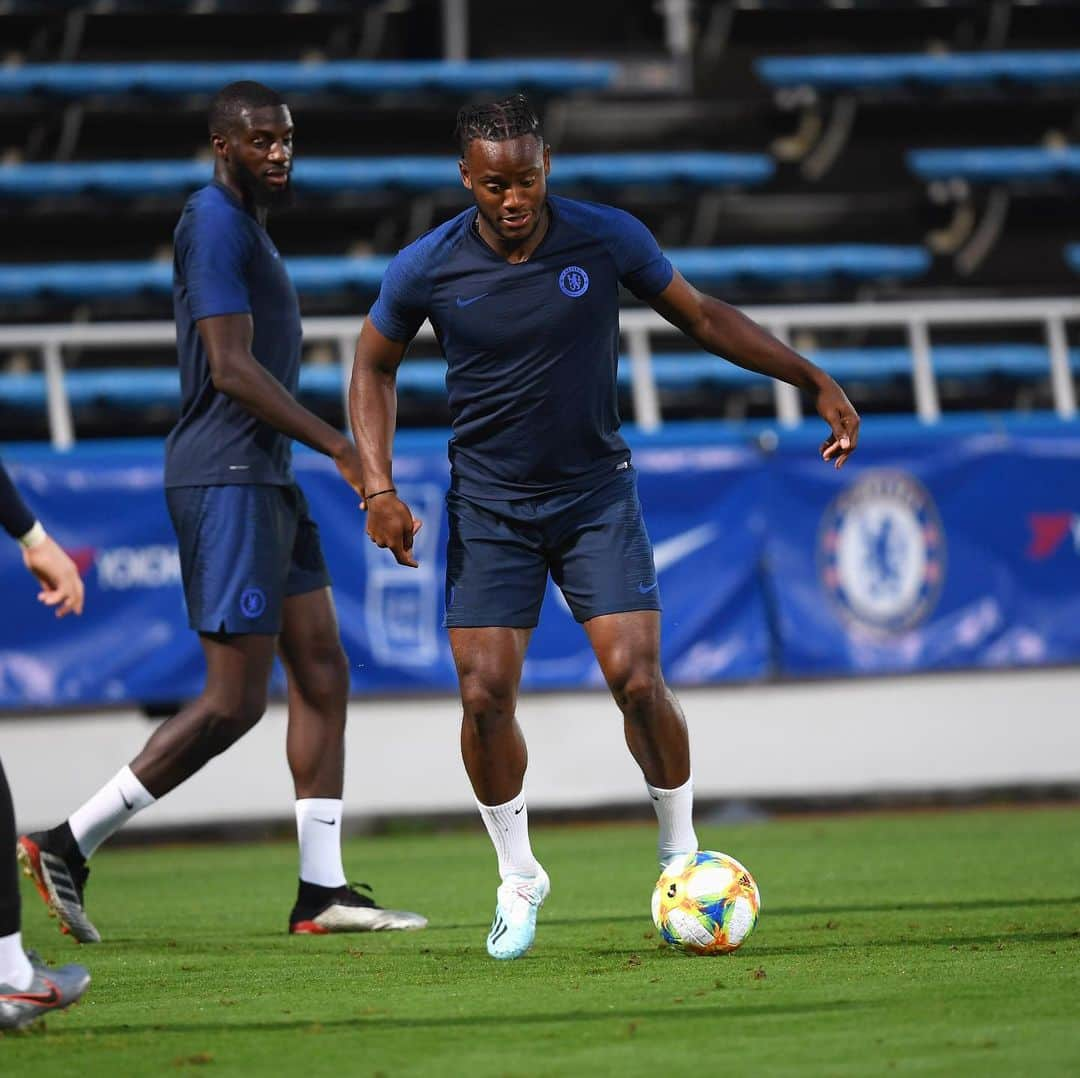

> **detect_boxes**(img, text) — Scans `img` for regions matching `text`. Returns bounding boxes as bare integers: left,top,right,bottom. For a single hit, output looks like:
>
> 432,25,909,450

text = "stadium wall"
6,667,1079,833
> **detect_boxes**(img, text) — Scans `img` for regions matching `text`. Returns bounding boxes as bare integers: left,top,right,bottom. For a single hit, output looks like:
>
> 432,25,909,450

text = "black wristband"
365,487,397,502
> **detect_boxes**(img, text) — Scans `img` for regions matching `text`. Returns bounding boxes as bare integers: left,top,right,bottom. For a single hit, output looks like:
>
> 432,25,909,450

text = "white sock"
647,774,699,867
69,765,155,859
477,792,540,881
295,798,347,888
0,932,33,991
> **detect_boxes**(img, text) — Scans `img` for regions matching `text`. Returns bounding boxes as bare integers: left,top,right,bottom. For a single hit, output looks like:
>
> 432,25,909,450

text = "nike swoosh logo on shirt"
637,581,658,594
455,293,489,308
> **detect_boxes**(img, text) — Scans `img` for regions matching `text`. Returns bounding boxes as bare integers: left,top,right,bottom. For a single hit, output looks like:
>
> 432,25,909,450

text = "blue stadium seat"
0,245,929,301
668,246,929,282
4,345,1070,414
0,60,617,98
756,51,1080,91
907,146,1080,183
0,153,774,199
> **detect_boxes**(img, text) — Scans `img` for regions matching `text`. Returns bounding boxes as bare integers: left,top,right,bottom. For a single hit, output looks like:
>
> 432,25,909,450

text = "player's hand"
333,443,367,499
22,536,85,617
816,377,860,469
366,493,423,568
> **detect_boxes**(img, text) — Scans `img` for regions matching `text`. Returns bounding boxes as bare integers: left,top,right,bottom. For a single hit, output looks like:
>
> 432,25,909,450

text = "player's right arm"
348,319,422,568
197,313,364,496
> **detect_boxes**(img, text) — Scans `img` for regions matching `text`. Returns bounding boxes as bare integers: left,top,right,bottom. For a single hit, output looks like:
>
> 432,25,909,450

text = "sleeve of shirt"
0,458,36,540
603,207,675,301
367,246,431,343
181,204,253,322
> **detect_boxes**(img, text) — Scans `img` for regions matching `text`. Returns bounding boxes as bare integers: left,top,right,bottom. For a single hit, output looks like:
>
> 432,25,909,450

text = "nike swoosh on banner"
651,522,720,573
455,293,489,308
552,522,720,615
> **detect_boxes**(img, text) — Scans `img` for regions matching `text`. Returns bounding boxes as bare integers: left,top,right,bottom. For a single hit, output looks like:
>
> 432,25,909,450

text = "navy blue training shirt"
0,459,34,539
368,195,674,500
165,181,302,488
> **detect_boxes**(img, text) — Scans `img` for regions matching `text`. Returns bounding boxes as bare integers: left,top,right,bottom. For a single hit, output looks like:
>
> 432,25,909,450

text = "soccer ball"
652,850,761,955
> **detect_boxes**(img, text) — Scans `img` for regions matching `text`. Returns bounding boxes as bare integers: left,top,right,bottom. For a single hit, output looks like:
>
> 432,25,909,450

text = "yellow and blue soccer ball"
652,850,761,955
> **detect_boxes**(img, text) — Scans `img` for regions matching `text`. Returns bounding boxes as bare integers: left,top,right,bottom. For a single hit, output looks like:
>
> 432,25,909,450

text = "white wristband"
17,521,47,549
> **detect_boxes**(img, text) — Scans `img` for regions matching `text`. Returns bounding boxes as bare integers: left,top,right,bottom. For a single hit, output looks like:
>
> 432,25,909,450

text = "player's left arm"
648,271,859,468
0,459,84,617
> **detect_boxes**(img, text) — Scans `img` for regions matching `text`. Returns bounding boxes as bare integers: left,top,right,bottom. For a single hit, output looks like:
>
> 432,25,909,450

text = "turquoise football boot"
486,866,550,960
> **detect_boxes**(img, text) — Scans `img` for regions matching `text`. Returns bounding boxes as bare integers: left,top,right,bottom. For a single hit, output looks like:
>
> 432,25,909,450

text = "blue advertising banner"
767,430,1080,675
5,423,1080,708
0,435,771,708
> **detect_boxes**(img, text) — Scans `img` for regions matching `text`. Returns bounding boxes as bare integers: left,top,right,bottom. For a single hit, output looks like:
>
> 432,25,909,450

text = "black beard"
233,160,293,211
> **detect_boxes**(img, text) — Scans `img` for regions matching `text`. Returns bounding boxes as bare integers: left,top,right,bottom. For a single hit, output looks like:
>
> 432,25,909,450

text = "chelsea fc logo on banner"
818,470,945,634
558,266,589,297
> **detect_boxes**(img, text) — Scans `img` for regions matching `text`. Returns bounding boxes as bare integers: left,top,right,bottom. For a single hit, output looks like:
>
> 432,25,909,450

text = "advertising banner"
0,437,771,708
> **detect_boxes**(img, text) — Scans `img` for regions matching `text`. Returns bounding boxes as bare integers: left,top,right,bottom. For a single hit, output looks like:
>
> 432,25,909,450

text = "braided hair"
454,93,543,157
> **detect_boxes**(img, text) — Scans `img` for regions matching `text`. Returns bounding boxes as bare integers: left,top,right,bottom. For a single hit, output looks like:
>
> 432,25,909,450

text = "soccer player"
19,81,425,943
349,94,859,960
0,459,90,1028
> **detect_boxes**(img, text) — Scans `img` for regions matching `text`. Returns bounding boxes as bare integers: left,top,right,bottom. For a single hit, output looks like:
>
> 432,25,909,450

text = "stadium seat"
668,246,929,283
5,345,1071,415
0,153,774,199
0,60,617,98
0,245,929,302
756,51,1080,92
907,146,1080,183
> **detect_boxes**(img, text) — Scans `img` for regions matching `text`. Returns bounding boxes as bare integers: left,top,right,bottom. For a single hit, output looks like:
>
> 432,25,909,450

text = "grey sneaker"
17,832,101,944
0,951,90,1030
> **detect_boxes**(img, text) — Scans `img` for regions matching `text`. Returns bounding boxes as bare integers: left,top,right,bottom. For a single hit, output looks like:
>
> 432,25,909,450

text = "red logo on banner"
1026,514,1074,560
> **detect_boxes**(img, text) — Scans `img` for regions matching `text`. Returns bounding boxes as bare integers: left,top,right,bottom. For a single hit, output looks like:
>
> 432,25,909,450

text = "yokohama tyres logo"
95,545,181,590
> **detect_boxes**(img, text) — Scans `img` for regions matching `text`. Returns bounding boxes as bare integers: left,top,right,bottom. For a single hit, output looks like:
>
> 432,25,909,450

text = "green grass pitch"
4,806,1079,1077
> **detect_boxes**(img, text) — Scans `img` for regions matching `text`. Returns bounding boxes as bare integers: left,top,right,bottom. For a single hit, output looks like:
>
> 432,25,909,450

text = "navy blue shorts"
166,483,331,635
444,467,660,628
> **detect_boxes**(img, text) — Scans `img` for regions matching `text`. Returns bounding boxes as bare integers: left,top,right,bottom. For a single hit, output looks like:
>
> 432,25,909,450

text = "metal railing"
1,297,1078,451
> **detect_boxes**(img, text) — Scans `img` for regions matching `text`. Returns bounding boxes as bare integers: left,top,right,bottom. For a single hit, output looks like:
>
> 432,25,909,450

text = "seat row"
0,153,773,197
0,59,617,98
4,51,1078,99
4,146,1075,198
3,344,1075,412
0,247,931,302
757,50,1080,91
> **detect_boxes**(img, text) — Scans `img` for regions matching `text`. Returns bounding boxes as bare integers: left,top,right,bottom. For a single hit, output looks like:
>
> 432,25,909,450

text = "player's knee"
298,643,350,712
610,665,664,722
200,695,266,753
459,675,516,735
